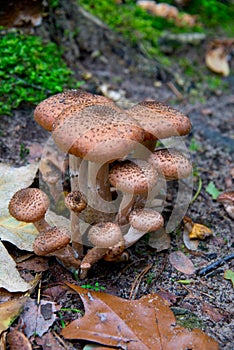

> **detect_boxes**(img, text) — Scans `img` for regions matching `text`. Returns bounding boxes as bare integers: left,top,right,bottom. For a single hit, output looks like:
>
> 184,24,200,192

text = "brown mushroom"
52,104,145,222
148,148,193,181
124,208,164,247
79,222,124,278
64,190,87,256
127,100,191,156
8,188,50,232
33,226,81,270
109,159,158,225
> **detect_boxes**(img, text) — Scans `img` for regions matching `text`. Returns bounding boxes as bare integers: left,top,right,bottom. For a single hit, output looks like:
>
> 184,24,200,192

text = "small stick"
130,264,153,300
197,253,234,276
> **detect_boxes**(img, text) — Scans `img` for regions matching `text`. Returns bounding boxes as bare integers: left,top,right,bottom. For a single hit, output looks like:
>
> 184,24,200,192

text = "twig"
130,264,153,300
167,81,184,100
197,253,234,276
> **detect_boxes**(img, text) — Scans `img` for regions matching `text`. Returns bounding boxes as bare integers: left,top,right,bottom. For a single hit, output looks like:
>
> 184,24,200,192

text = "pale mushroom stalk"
87,161,112,212
79,247,108,279
114,193,137,226
65,191,87,257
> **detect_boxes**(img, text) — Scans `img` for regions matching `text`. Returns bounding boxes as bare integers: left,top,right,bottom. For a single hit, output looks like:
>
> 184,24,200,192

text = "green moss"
0,30,83,115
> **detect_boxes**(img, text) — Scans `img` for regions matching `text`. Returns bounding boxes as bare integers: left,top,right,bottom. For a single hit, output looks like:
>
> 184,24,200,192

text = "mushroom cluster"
8,89,193,278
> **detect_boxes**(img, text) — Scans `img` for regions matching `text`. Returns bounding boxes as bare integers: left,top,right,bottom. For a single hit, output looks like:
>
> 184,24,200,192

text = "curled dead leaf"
189,223,212,240
7,329,32,350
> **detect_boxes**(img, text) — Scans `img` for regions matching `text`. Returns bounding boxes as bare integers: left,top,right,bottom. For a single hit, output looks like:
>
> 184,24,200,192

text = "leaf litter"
61,283,219,350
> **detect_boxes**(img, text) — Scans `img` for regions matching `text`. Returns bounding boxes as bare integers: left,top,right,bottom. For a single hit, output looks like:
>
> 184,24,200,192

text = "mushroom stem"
123,226,146,248
33,218,51,232
69,156,87,255
87,161,112,208
79,247,107,279
48,245,81,271
65,191,87,257
115,193,136,226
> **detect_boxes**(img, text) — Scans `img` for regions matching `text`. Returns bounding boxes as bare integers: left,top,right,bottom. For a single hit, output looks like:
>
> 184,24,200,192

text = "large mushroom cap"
148,148,193,180
65,191,87,213
52,104,145,163
88,222,123,248
33,227,70,256
34,89,113,131
129,208,164,232
8,188,50,223
127,100,191,140
109,159,158,194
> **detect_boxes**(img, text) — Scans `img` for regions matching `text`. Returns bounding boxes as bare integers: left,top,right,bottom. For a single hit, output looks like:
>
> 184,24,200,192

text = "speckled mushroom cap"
217,191,234,204
65,191,87,213
33,227,70,256
127,100,191,140
148,148,193,181
109,159,158,194
8,188,50,223
34,89,113,131
129,208,164,232
52,104,145,163
88,222,123,248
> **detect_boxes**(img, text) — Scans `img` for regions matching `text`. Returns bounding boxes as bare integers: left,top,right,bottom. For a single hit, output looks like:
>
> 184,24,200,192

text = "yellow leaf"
189,223,212,240
0,297,28,334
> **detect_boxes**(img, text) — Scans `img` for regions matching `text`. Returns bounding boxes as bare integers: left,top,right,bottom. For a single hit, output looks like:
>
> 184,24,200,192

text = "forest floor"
0,4,234,350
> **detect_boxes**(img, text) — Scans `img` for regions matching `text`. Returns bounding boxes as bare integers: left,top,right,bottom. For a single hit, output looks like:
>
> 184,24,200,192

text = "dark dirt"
1,2,234,350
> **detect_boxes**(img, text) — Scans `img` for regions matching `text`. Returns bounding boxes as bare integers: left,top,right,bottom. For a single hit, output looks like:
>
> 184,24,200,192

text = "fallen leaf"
189,223,212,240
19,298,59,337
36,332,65,350
169,251,195,275
201,302,227,322
17,256,49,273
0,241,31,292
7,329,32,350
0,296,28,334
224,269,234,287
148,228,171,251
205,181,221,200
61,283,218,350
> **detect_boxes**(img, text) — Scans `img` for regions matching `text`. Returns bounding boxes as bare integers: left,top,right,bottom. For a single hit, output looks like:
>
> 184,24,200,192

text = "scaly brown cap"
129,208,164,232
65,191,87,213
127,100,191,140
8,188,50,223
34,89,112,131
52,104,145,163
148,148,193,180
33,226,70,256
88,222,123,248
109,159,158,194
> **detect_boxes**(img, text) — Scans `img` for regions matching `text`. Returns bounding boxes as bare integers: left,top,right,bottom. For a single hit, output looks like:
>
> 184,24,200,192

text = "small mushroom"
217,191,234,219
127,100,191,156
148,148,193,181
65,190,87,256
8,188,50,232
109,159,158,225
80,222,124,278
124,208,164,247
33,226,81,271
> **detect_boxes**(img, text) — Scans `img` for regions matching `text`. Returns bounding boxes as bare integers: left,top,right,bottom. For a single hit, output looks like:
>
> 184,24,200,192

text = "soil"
1,2,233,349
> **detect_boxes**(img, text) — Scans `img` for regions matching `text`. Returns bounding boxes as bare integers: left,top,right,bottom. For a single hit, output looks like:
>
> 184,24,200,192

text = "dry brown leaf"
19,298,59,337
0,297,28,334
169,251,195,275
7,329,32,350
36,332,65,350
61,283,218,350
